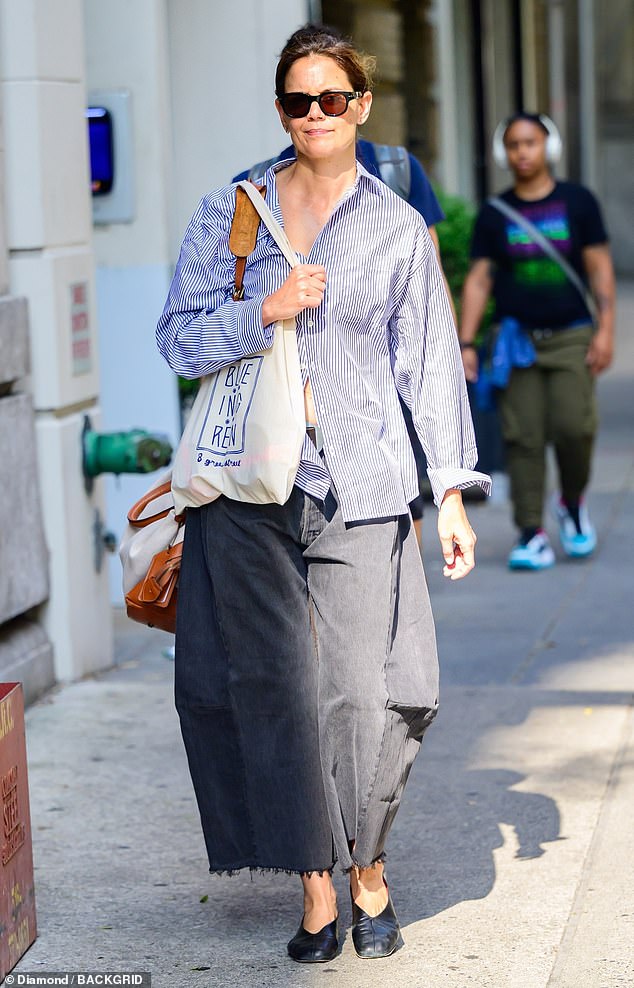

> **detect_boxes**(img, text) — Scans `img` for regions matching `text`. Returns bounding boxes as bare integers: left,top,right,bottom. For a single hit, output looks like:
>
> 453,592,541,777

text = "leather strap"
237,180,298,269
127,481,185,527
233,257,247,301
137,544,182,604
229,183,266,301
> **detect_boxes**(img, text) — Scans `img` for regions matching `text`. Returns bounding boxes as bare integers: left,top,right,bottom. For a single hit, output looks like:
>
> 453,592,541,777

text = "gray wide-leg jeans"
175,486,439,875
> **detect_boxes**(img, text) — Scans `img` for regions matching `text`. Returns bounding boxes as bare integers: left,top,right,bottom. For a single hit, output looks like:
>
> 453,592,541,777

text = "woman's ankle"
300,872,337,931
350,861,389,916
351,860,385,894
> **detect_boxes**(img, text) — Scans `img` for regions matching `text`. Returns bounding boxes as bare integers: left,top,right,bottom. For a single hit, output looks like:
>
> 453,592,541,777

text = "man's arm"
583,243,616,375
458,258,494,382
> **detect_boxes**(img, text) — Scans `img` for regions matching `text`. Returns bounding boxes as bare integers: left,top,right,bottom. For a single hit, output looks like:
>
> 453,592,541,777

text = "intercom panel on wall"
86,89,135,225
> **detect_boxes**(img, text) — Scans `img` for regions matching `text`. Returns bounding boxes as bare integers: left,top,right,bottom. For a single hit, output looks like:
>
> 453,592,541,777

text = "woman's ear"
357,91,373,127
275,99,288,132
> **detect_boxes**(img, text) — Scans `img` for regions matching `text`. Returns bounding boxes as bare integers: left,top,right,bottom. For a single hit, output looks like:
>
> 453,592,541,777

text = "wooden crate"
0,683,37,977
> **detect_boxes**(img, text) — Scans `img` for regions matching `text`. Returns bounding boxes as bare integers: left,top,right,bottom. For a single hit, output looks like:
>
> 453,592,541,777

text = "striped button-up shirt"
157,161,491,522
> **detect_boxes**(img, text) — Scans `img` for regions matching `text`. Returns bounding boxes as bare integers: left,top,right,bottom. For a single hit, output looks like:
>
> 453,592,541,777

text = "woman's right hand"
262,265,327,325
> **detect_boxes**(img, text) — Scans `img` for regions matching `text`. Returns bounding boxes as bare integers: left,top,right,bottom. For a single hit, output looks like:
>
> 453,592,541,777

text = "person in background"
459,112,615,570
234,131,452,545
158,23,489,965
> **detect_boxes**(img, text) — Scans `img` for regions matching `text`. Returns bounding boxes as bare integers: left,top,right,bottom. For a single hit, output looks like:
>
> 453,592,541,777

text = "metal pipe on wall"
547,0,568,174
436,0,460,194
578,0,598,188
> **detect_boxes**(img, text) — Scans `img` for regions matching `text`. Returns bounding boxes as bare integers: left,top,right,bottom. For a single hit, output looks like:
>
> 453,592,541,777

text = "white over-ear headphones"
492,113,562,169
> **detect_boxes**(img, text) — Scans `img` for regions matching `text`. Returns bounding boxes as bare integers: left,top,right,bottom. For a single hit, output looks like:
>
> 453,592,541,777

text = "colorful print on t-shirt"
506,200,570,287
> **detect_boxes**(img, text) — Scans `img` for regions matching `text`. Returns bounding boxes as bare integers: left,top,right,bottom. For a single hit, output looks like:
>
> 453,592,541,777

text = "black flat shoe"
350,884,400,958
287,916,338,963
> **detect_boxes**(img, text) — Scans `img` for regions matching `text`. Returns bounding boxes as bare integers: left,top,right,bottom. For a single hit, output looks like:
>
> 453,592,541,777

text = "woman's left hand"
437,489,477,580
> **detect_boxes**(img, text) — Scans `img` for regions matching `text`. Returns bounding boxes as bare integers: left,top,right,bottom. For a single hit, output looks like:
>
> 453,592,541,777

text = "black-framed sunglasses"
278,91,363,119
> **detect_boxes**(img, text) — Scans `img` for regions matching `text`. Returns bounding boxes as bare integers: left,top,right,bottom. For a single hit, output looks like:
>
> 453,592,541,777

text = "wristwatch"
459,341,476,351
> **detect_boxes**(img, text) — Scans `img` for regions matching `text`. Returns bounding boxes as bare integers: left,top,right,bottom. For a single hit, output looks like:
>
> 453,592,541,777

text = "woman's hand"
585,327,614,375
262,265,326,325
438,489,477,580
461,347,479,383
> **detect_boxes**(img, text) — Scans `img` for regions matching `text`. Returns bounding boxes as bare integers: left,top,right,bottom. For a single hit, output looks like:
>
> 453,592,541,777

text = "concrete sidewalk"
13,287,634,987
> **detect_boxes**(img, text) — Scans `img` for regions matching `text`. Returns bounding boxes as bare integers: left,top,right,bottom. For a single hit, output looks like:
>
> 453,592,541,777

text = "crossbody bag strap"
238,179,299,269
488,196,598,326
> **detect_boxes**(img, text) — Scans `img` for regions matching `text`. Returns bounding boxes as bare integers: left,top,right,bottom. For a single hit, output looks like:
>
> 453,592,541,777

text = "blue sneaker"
508,530,555,571
553,497,596,558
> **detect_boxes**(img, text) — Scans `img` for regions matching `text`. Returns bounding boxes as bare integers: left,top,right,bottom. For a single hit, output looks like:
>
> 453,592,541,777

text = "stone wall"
0,295,55,704
320,0,439,171
2,0,113,682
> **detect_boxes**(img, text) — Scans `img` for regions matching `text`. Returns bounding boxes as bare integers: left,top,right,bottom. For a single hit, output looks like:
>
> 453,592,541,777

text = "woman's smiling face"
276,54,372,161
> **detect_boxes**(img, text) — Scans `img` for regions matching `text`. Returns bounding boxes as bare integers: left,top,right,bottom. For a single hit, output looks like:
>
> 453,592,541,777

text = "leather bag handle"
127,482,184,528
237,179,299,269
229,183,266,301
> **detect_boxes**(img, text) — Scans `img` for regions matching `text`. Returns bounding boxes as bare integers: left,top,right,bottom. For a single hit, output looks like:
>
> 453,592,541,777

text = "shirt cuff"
428,467,493,509
235,295,276,356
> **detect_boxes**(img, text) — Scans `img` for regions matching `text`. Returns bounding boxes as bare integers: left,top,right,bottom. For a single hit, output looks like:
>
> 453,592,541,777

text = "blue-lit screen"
86,106,114,195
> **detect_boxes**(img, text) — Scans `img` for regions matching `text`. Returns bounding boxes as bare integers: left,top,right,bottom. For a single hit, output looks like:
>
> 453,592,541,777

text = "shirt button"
306,319,314,328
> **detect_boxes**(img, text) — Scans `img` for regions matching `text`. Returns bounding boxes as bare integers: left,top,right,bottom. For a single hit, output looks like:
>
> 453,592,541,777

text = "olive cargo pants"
497,324,597,530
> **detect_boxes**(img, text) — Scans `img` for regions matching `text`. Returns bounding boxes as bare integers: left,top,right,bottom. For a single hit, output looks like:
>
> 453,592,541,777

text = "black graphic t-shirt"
470,181,608,328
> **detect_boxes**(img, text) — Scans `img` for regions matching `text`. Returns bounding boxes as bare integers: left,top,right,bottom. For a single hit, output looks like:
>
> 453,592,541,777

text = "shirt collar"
355,161,386,197
267,158,385,198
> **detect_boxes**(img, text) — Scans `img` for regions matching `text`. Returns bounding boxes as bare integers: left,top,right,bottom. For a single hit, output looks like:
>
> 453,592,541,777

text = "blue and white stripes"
157,161,491,521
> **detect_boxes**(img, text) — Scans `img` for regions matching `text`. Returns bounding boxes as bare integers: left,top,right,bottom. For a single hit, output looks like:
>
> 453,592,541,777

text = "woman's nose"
307,99,325,120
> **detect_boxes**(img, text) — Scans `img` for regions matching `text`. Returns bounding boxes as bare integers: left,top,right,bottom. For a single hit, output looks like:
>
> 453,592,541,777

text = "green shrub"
433,186,476,315
434,186,493,337
178,375,199,400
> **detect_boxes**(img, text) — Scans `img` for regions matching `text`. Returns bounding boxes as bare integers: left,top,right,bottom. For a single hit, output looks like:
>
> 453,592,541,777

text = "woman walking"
157,24,490,963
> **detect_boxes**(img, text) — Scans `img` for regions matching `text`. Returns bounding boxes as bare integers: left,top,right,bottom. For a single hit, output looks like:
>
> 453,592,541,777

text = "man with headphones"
459,112,616,570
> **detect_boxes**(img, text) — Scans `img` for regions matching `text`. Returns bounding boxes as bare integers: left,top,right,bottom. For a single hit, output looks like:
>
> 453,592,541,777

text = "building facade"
322,0,633,272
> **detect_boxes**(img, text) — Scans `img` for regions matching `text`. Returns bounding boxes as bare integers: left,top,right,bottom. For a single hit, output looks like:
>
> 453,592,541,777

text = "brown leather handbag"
121,183,265,634
122,480,185,634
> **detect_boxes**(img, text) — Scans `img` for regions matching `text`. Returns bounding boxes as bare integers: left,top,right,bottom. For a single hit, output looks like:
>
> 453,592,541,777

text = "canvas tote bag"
171,180,305,514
